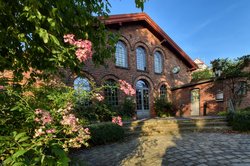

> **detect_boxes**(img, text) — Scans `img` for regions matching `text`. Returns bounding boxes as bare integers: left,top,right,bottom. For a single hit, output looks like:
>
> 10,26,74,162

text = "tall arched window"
74,77,91,93
104,79,118,106
154,51,163,73
160,85,167,100
74,77,91,106
115,41,128,68
136,47,146,71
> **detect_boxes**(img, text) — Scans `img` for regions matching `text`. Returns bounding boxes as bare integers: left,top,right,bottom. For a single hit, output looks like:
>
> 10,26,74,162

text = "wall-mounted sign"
216,90,223,101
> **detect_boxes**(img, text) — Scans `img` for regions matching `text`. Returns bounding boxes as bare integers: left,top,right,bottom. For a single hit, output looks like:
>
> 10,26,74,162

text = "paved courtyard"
71,132,250,166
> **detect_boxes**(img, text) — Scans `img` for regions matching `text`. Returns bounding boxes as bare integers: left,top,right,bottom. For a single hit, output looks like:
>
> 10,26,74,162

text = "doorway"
191,89,200,116
136,80,150,119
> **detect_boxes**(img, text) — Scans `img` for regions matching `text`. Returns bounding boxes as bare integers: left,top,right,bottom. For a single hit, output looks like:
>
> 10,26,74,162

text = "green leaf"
36,27,49,43
15,132,27,141
12,149,27,158
18,136,30,143
50,35,60,46
13,162,25,166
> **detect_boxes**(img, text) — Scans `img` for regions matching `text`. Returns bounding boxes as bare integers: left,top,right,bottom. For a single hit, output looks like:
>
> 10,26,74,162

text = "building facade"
66,13,249,118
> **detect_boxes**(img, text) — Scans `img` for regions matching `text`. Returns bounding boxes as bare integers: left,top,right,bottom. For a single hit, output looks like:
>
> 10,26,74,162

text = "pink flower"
84,128,90,134
0,85,4,90
46,129,56,134
34,128,45,138
94,93,104,101
35,109,43,115
118,80,136,96
63,34,93,63
41,111,52,125
63,34,75,45
34,109,52,125
34,117,40,122
112,116,123,126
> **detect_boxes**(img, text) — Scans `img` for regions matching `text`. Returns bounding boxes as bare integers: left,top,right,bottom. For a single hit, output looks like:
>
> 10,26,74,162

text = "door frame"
190,88,200,116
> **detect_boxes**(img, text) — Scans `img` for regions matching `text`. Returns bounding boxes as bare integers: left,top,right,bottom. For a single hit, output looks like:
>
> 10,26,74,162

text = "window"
154,51,163,73
160,85,167,100
115,41,128,68
136,47,146,71
237,81,247,95
104,79,118,106
74,77,91,92
74,77,91,106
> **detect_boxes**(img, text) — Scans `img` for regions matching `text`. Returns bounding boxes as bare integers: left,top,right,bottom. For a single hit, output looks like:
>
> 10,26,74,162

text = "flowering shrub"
0,84,90,165
112,116,123,126
64,34,92,62
118,80,136,96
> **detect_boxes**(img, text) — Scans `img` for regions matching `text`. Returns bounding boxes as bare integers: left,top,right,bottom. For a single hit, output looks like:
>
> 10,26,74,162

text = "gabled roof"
101,13,197,70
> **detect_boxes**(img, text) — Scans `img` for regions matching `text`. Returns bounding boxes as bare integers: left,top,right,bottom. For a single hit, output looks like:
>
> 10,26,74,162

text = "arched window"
154,51,163,73
160,85,167,100
136,47,146,71
104,79,118,106
115,41,128,68
74,77,91,106
74,77,91,92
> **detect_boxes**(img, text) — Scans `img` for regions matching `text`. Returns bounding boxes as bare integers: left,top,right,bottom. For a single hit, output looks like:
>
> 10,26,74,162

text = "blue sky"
108,0,250,66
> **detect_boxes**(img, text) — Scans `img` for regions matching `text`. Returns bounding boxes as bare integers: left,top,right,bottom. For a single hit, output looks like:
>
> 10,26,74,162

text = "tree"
191,68,213,81
211,55,250,110
0,0,146,84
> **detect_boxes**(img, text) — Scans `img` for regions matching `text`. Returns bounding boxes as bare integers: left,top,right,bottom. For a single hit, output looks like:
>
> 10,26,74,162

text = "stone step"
122,116,230,137
123,117,227,127
125,126,231,137
123,121,228,132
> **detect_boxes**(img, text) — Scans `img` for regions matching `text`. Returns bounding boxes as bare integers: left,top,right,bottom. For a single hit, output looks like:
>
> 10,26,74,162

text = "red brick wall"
172,79,250,116
71,24,193,117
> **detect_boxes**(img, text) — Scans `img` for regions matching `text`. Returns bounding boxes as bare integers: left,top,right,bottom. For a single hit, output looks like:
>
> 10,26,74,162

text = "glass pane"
136,89,142,110
143,89,149,110
104,79,118,106
74,77,91,92
136,80,148,89
136,47,146,71
115,41,127,67
160,85,167,100
154,51,162,73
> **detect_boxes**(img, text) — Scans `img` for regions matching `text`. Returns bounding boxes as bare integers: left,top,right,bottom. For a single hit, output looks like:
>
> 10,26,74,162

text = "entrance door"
136,80,150,119
191,89,200,116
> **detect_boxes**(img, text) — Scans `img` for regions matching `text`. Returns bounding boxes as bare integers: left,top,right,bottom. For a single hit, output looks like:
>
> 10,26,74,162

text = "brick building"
67,13,249,118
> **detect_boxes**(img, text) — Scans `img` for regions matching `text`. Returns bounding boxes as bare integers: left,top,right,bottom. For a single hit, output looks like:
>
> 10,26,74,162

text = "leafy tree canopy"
191,68,213,81
0,0,146,83
211,55,250,79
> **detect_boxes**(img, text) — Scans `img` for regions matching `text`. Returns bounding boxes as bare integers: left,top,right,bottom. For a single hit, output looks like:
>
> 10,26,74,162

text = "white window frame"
115,41,128,68
136,47,146,71
154,51,163,73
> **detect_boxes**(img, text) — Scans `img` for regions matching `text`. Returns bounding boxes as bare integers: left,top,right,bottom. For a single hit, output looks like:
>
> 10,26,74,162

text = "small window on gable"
115,41,128,68
154,51,163,73
104,79,118,106
136,47,146,71
160,85,167,100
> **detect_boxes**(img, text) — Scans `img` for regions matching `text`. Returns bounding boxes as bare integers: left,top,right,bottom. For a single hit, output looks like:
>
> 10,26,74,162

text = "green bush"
217,111,228,116
88,123,125,145
154,98,176,117
74,102,116,122
227,109,250,131
117,98,136,117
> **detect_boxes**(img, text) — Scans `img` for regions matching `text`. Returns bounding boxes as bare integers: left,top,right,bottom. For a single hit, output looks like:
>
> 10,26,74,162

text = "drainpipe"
203,101,207,116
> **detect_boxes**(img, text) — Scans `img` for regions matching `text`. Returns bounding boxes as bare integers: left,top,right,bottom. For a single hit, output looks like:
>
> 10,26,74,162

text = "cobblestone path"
71,132,250,166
